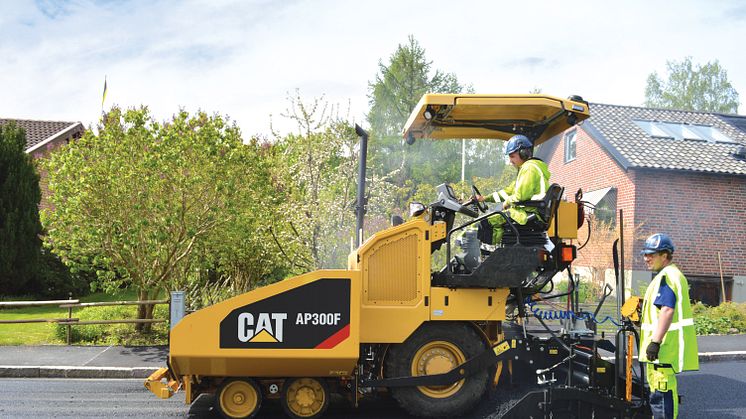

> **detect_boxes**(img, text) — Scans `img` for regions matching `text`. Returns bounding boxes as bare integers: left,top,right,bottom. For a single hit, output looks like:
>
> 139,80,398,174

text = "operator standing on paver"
639,233,699,419
475,134,550,245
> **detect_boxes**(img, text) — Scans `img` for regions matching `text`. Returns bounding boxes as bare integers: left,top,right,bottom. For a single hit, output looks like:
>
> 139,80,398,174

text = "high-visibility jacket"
640,264,699,373
486,158,550,225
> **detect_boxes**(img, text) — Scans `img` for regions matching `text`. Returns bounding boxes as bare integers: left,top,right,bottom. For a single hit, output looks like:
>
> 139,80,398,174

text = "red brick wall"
543,126,746,279
31,138,69,211
633,170,746,276
543,127,637,269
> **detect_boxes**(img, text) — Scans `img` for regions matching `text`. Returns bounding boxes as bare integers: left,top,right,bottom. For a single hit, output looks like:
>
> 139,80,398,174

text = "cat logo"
219,279,351,349
237,312,287,343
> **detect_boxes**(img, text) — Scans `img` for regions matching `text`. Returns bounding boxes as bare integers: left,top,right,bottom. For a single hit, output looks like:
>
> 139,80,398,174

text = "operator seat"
433,183,565,289
501,183,564,246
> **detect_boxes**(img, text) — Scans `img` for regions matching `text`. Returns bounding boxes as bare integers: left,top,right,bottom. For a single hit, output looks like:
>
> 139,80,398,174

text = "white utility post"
461,139,466,183
170,291,185,330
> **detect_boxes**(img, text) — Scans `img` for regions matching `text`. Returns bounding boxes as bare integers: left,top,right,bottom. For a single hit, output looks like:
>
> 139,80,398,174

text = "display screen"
446,184,456,199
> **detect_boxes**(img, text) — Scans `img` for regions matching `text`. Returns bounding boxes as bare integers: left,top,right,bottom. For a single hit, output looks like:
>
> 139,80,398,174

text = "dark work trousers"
649,389,675,419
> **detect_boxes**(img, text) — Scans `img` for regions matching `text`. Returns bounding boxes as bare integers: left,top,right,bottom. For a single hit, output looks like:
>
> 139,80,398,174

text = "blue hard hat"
505,134,533,155
640,233,675,255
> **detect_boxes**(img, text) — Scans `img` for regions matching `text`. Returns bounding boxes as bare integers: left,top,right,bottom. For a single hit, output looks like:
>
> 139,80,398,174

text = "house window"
564,130,576,163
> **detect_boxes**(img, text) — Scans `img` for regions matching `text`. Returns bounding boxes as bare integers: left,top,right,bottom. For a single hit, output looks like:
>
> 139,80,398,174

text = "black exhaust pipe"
355,124,369,247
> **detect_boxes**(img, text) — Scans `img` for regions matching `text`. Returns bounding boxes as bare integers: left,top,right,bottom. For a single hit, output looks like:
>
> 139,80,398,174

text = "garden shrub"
54,303,169,345
693,302,746,335
36,251,91,299
555,278,603,304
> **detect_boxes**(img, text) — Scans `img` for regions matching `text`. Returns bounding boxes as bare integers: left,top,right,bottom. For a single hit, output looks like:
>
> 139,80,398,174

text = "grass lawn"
0,290,138,345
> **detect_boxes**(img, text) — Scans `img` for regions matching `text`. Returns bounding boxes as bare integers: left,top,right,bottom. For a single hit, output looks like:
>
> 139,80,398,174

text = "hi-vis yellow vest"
489,159,550,225
640,264,699,373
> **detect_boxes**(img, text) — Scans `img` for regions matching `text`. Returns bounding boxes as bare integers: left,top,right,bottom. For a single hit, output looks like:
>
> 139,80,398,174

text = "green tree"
368,35,465,138
367,35,487,218
179,137,292,310
644,57,740,113
0,123,42,295
42,107,278,326
270,92,359,269
367,35,467,184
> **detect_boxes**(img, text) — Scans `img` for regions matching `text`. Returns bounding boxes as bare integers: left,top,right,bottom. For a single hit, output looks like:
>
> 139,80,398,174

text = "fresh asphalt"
0,334,744,379
2,361,746,418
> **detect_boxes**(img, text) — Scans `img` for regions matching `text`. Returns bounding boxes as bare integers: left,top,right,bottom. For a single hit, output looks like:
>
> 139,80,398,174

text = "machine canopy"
402,94,590,145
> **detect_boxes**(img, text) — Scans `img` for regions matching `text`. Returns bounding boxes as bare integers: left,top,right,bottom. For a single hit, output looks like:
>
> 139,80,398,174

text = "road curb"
0,366,158,379
698,351,746,362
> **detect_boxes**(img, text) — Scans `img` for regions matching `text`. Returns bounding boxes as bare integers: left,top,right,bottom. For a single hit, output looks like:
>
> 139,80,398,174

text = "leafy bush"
36,250,91,299
693,302,746,335
555,278,603,304
53,303,169,345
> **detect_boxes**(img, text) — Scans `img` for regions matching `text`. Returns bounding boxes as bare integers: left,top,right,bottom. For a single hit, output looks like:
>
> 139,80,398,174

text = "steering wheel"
471,185,489,213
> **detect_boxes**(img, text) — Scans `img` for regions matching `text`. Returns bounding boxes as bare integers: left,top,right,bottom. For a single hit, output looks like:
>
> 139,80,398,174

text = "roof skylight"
633,120,735,144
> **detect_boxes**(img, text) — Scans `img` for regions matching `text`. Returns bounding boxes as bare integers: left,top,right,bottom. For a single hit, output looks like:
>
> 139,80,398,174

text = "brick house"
536,104,746,304
0,118,84,210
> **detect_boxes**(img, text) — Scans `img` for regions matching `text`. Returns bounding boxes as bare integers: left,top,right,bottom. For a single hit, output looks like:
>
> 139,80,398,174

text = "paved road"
1,361,744,418
678,360,746,419
0,378,185,418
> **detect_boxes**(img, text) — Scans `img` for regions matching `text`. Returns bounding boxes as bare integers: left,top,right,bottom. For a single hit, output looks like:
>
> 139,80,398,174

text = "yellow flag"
101,76,108,109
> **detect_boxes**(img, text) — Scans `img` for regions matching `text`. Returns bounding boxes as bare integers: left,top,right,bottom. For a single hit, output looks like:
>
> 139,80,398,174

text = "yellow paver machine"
145,94,652,418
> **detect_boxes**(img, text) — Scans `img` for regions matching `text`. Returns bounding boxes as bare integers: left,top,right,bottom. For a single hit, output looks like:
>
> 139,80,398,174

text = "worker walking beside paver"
639,233,699,419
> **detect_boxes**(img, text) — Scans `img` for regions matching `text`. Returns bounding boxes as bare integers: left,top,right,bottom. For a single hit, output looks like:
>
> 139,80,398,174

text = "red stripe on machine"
314,324,350,349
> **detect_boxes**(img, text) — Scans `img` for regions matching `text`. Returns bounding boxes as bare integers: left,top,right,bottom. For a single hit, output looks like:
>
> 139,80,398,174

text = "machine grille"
365,233,419,304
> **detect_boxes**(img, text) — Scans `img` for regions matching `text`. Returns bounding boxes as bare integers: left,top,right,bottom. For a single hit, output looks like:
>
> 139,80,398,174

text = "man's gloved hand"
646,341,661,361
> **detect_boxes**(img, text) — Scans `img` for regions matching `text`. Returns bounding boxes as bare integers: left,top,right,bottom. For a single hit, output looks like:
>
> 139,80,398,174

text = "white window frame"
564,129,577,163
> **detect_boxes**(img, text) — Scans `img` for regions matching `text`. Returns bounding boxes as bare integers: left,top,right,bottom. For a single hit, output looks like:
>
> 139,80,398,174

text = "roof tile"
0,118,83,151
587,104,746,176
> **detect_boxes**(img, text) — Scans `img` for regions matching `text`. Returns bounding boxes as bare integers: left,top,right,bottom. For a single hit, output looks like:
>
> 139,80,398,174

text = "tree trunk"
136,289,154,332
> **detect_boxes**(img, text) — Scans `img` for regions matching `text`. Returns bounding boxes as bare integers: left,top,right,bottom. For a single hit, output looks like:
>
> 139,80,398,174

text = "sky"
2,0,746,138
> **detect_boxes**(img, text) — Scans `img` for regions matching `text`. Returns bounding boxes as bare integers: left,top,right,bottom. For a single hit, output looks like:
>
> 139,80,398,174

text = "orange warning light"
560,246,576,262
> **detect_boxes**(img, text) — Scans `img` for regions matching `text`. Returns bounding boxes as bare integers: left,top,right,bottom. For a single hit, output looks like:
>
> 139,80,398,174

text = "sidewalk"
695,334,746,361
0,345,167,378
0,335,744,379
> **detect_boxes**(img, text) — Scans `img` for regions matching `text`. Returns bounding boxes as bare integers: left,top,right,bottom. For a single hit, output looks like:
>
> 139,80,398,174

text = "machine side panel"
429,287,508,321
219,279,350,349
359,303,428,343
549,201,578,239
169,270,360,378
357,220,431,343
